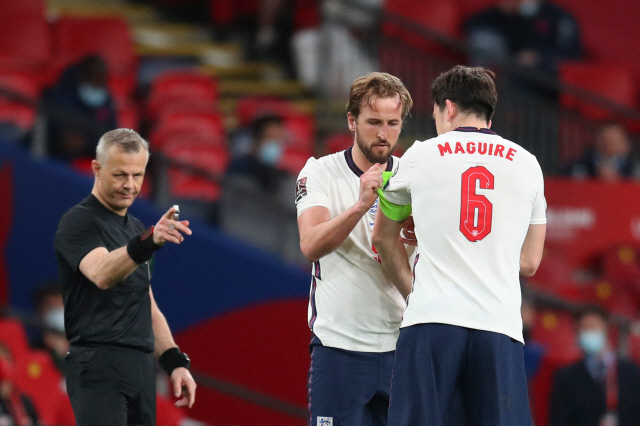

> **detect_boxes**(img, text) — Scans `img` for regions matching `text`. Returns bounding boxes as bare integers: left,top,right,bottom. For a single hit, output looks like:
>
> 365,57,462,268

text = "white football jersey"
296,147,409,352
384,127,546,343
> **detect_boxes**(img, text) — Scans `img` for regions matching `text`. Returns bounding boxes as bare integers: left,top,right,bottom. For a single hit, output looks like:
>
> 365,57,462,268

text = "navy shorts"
308,335,395,426
388,323,532,426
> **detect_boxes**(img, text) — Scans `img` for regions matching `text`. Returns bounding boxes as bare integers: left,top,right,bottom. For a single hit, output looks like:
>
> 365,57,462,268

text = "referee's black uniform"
55,194,156,426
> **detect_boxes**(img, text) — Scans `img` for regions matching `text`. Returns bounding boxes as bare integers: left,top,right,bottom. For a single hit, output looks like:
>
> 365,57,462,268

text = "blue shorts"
308,335,395,426
388,323,533,426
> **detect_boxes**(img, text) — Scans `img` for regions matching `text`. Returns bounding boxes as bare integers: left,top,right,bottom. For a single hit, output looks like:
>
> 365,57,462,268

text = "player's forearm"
84,247,140,290
300,202,370,262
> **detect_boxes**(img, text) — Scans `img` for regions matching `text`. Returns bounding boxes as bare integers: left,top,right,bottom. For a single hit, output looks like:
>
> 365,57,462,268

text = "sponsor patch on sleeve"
296,177,308,203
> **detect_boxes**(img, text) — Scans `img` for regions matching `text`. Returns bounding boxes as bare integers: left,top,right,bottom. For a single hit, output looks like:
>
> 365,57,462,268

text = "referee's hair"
431,65,498,122
347,72,413,120
96,128,149,164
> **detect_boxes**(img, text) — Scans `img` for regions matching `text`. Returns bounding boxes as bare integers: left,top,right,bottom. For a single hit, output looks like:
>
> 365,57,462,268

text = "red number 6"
460,166,494,242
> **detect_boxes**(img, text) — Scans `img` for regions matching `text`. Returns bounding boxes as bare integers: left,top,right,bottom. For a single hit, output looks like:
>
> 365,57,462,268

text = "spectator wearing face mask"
45,55,118,161
31,284,68,376
549,305,640,426
0,342,40,426
228,114,290,193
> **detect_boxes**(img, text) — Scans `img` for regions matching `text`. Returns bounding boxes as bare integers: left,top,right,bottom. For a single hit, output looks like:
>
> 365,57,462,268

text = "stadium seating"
325,132,353,155
0,14,51,72
0,319,30,359
235,97,297,128
148,70,219,121
0,0,45,15
559,62,637,121
51,16,137,92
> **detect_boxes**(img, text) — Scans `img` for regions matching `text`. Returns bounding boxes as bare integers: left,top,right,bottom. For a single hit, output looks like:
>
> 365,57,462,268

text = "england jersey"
384,127,546,343
296,147,409,352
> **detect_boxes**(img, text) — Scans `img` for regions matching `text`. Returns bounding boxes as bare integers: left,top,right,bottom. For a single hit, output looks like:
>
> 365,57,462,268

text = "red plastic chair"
148,71,219,121
0,0,46,16
0,103,37,131
559,63,637,121
531,310,581,363
235,96,297,128
278,147,311,175
160,111,226,139
13,350,74,426
51,16,137,91
0,71,41,100
156,98,219,122
0,15,51,68
325,132,353,154
116,100,140,131
151,119,227,152
162,142,230,201
0,319,30,359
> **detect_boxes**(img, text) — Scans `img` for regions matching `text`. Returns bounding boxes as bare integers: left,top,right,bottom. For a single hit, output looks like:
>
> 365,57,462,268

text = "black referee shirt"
54,194,154,352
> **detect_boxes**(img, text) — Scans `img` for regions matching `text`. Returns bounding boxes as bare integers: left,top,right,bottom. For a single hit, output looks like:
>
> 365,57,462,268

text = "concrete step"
218,80,310,98
48,0,159,23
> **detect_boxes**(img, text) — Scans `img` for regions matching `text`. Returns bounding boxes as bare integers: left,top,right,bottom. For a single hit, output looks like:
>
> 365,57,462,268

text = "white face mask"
519,0,541,17
258,140,284,166
44,307,65,333
578,330,606,355
78,83,109,108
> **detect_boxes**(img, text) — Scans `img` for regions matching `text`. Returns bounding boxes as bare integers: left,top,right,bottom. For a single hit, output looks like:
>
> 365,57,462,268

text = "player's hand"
153,207,192,246
171,367,197,408
399,215,417,246
358,163,383,210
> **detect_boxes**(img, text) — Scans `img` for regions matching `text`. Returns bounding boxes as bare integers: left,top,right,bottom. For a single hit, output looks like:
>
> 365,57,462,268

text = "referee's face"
349,96,402,166
94,147,149,215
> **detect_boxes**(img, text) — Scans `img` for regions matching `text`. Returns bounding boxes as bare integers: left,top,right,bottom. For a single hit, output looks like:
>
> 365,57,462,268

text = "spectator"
228,114,290,193
464,0,581,98
522,294,546,380
32,284,68,376
550,305,640,426
0,342,39,426
45,55,118,161
568,122,640,181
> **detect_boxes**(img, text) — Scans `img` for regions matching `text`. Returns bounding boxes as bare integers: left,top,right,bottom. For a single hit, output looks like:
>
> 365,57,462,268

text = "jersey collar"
344,146,394,177
453,126,496,135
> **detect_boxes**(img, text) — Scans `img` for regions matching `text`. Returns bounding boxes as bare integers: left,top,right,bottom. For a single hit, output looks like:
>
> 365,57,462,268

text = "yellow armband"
376,171,412,222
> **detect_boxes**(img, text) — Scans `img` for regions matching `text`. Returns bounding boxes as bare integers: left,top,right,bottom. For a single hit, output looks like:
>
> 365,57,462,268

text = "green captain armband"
376,171,412,222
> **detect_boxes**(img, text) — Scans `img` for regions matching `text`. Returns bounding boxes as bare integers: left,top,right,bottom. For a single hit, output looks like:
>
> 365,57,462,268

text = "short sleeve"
295,158,331,217
54,208,106,272
383,145,415,206
530,160,547,225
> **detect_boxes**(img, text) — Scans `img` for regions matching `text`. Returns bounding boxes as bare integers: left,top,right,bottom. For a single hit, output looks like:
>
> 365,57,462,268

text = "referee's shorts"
66,344,156,426
388,323,533,426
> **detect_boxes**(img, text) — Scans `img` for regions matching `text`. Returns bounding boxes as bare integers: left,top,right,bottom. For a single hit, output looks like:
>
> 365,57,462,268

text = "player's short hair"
96,128,149,164
347,72,413,120
431,66,498,121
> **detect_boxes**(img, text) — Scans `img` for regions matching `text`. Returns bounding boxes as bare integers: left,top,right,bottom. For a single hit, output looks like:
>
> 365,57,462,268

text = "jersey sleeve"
295,158,331,217
530,159,547,225
383,146,414,206
54,208,106,272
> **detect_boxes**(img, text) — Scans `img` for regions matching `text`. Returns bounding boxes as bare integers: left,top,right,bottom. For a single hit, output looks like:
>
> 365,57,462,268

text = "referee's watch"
159,348,191,376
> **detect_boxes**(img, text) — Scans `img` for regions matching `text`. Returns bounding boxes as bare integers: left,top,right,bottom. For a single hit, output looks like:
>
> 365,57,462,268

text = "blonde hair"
347,72,413,120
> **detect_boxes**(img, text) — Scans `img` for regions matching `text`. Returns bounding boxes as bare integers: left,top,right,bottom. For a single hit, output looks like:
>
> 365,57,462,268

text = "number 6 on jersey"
460,166,494,242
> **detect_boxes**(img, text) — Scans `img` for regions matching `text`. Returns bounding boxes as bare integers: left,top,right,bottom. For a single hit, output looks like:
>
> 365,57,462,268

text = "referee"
55,129,196,426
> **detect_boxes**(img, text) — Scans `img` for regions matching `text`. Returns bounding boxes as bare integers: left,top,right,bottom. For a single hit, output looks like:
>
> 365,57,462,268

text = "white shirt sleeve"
530,159,547,225
383,144,415,206
295,158,330,217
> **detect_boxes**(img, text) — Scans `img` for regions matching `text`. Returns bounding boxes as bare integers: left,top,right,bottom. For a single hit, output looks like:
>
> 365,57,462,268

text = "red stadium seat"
600,245,640,292
0,103,37,131
13,350,74,426
0,319,30,359
160,111,226,140
0,0,46,16
51,16,137,91
116,100,140,131
156,98,219,122
235,96,297,128
283,112,315,153
0,71,41,100
0,14,51,70
148,71,218,121
161,141,230,201
325,132,353,154
151,118,227,151
559,62,637,121
278,147,311,175
531,310,581,363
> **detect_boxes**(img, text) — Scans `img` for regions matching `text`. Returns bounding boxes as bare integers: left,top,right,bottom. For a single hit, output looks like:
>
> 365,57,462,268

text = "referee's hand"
358,163,383,210
153,207,192,246
172,367,197,408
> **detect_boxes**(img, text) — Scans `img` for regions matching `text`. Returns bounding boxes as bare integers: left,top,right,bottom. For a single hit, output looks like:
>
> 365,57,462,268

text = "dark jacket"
550,358,640,426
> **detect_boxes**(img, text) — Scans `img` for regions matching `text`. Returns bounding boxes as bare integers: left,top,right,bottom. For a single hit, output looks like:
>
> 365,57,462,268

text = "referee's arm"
150,287,197,408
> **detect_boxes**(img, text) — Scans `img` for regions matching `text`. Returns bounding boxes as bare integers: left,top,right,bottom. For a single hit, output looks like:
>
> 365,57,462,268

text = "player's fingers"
171,221,192,236
187,382,196,408
163,234,182,245
399,237,418,246
174,397,188,407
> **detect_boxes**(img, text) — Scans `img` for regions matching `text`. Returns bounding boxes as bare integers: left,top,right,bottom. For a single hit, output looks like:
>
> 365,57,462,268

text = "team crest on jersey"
367,199,379,226
296,177,307,202
317,417,333,426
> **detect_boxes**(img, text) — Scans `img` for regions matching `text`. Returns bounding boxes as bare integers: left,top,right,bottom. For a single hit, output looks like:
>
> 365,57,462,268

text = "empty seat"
0,71,41,101
0,319,30,359
156,98,219,122
148,71,218,121
0,15,51,69
116,100,140,131
559,63,637,120
531,310,581,362
0,0,46,16
0,103,37,133
151,117,226,151
235,96,297,128
325,132,353,154
161,141,230,201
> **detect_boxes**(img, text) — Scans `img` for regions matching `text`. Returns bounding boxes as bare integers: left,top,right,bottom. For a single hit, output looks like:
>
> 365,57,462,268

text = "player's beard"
355,130,395,165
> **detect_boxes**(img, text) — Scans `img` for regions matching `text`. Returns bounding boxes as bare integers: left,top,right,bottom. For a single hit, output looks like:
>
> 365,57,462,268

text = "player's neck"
450,115,489,131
